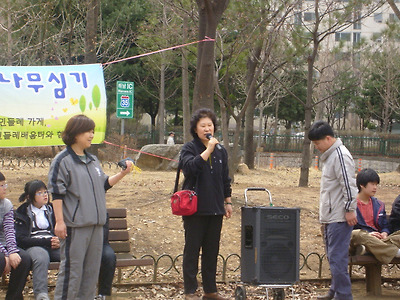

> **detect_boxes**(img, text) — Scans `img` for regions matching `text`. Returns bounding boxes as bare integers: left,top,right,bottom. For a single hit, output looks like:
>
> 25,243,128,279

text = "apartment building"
295,1,399,48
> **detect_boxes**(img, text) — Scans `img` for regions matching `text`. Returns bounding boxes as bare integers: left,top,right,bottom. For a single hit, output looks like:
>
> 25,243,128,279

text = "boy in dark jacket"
389,194,400,233
350,168,400,264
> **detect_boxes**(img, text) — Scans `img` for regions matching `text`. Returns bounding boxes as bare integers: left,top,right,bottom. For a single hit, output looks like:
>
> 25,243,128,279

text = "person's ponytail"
18,192,28,203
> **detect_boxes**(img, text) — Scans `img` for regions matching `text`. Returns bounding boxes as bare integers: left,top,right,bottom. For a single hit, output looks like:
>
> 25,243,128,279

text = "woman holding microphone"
179,108,232,300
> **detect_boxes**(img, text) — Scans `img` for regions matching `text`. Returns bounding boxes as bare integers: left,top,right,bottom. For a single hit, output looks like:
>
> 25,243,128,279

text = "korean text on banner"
0,64,107,147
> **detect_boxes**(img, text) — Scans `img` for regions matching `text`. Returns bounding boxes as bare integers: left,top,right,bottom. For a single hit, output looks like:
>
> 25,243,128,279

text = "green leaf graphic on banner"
79,95,86,112
92,85,101,109
89,102,93,110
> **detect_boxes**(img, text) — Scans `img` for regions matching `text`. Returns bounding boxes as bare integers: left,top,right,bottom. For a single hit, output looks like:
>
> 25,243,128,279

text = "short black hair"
308,121,335,141
19,180,48,204
356,168,380,192
62,114,95,146
0,172,5,181
190,108,218,138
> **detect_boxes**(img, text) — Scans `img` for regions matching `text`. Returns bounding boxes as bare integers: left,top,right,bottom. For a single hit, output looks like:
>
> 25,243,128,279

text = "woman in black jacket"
180,108,232,300
15,180,60,300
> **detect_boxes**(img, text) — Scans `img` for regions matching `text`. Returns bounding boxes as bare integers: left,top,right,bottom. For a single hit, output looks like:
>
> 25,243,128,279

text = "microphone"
205,133,222,150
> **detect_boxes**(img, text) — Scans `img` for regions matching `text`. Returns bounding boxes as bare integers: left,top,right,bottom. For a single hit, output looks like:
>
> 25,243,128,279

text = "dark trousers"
183,215,223,294
98,244,116,296
324,222,353,300
0,248,31,300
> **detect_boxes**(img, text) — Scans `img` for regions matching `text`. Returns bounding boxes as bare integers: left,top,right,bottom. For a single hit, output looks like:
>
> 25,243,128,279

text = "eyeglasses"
0,184,8,189
35,191,49,196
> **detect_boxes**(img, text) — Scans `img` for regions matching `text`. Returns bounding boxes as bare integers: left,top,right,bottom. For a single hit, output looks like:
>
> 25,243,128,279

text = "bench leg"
364,264,382,296
117,268,122,283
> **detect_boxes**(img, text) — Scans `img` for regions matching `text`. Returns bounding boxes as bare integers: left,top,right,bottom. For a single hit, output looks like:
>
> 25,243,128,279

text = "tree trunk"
85,0,100,156
256,103,265,168
218,94,234,181
388,0,400,20
228,118,242,183
182,16,191,143
244,99,255,169
244,45,261,169
299,43,318,187
85,0,99,64
158,3,167,144
158,59,166,143
6,0,12,66
64,0,74,64
192,0,229,111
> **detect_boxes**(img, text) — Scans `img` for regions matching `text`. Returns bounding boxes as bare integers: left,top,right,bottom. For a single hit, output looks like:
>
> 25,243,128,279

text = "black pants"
182,215,223,294
0,249,31,300
98,243,116,296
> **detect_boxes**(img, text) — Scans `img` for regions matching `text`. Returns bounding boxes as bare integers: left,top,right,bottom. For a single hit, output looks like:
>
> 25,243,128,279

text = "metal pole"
121,119,125,135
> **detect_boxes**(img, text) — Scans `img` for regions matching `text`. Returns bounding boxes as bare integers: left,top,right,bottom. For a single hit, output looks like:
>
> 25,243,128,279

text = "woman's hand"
8,253,21,269
224,198,233,218
121,160,133,175
55,220,67,239
108,160,133,186
225,205,232,218
207,136,219,152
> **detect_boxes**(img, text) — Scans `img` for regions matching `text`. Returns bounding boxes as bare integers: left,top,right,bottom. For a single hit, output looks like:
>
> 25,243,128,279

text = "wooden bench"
48,207,153,283
349,253,400,296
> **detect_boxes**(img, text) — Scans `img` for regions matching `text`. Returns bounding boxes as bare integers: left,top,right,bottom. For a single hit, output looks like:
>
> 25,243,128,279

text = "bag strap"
173,166,181,193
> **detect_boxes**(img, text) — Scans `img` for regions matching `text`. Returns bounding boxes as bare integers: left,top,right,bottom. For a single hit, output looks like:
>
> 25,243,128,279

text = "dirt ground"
1,163,400,298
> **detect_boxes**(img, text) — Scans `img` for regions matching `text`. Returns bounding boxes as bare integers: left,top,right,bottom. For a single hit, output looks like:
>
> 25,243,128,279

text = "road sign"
116,81,134,119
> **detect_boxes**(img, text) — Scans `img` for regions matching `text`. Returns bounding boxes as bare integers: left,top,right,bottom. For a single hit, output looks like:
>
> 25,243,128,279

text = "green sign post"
116,81,134,135
116,81,134,119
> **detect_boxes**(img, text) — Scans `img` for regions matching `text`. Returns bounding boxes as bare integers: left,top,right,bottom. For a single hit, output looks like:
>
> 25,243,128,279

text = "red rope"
103,140,178,162
102,37,215,67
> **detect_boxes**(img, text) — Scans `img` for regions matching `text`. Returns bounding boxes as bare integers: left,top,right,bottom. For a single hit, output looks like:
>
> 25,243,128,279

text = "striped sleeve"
3,210,19,255
336,147,356,212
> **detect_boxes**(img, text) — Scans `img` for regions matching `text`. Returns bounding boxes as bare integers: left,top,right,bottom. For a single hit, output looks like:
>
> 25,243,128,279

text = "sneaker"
355,245,366,256
316,293,334,300
94,295,106,300
36,293,50,300
202,293,228,300
185,294,201,300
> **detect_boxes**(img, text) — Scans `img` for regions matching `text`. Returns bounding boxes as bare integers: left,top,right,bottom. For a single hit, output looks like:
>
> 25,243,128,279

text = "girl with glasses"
15,180,60,300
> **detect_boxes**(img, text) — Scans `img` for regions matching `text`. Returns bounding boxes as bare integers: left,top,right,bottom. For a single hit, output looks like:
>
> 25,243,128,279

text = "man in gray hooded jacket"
309,121,357,300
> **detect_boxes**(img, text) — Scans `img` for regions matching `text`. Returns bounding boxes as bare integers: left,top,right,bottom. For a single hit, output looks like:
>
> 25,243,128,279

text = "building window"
373,33,382,43
335,32,351,42
304,12,316,22
389,14,399,22
374,13,383,23
353,20,361,29
353,12,361,29
334,52,351,61
353,32,361,45
294,12,302,25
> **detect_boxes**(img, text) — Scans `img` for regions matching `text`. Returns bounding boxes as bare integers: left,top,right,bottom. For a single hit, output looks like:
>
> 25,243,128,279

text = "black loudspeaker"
240,207,300,285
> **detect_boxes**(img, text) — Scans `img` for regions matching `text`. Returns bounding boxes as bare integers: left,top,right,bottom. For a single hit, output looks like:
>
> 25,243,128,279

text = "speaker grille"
241,207,300,284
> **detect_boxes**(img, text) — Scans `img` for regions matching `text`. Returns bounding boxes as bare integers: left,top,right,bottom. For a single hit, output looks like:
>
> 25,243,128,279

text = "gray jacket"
48,146,110,227
319,138,357,224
